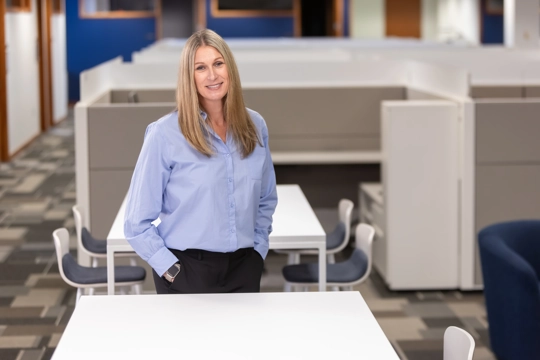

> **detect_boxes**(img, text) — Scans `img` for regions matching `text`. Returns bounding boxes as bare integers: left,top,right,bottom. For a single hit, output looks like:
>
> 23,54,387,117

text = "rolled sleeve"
254,118,278,259
124,123,177,276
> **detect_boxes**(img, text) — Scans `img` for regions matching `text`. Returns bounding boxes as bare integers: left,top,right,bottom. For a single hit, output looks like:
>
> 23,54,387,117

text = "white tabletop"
107,184,326,248
52,292,399,360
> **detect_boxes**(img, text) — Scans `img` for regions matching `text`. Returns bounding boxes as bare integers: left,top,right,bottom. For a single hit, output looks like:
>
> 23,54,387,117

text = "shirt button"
231,229,235,233
230,204,234,208
226,153,230,157
228,178,232,183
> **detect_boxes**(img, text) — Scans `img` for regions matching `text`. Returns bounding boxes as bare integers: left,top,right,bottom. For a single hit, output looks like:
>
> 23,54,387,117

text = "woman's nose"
207,68,216,80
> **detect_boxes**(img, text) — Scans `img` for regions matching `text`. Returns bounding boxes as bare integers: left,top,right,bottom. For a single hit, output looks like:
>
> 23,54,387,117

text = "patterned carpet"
0,112,495,360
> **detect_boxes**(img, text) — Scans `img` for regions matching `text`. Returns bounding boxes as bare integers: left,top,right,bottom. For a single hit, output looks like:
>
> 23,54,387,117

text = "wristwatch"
163,262,181,283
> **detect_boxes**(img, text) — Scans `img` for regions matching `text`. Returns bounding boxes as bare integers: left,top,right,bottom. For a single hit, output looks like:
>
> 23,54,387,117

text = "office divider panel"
110,89,175,104
379,100,459,290
87,103,175,237
474,100,540,286
243,87,404,152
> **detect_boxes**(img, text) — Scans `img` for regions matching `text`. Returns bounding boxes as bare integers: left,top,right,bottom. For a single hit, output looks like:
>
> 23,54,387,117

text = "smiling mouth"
206,83,223,90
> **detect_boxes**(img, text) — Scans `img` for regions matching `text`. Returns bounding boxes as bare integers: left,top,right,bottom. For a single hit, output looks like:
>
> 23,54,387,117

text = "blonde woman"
124,30,277,294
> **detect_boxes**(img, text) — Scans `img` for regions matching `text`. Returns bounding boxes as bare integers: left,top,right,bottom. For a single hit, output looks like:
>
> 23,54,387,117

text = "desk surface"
53,292,398,360
107,184,326,246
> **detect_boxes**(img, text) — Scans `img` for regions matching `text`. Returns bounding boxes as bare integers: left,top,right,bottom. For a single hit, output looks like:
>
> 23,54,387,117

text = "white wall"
51,12,68,123
350,0,385,39
504,0,540,48
4,0,41,155
437,0,480,44
421,0,438,41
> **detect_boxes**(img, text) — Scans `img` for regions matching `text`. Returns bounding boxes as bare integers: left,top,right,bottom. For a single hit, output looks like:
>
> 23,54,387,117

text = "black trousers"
152,247,264,294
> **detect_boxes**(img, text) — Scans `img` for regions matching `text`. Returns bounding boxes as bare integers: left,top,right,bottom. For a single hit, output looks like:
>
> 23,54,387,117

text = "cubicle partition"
76,48,540,292
86,102,175,240
470,99,540,287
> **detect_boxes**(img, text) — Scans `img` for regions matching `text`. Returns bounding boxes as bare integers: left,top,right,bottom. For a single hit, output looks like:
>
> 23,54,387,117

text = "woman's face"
194,45,229,107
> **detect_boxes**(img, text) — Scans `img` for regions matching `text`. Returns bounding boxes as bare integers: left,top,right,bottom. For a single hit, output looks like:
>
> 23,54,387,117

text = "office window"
5,0,31,12
211,0,295,17
80,0,156,19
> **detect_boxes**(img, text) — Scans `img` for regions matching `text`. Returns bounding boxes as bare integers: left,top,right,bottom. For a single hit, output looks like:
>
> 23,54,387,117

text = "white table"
107,184,327,294
52,292,399,360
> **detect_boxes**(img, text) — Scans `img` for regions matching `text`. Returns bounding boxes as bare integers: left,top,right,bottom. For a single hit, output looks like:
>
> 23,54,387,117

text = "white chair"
73,205,138,267
444,326,475,360
73,205,142,294
53,228,146,305
282,223,374,291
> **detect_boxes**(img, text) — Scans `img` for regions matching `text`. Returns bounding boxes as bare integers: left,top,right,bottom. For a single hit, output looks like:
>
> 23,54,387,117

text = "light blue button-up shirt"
124,108,278,277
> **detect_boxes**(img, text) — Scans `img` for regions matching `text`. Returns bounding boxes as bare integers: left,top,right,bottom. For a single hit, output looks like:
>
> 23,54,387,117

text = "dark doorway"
300,0,342,37
0,0,8,161
37,0,54,132
160,0,195,38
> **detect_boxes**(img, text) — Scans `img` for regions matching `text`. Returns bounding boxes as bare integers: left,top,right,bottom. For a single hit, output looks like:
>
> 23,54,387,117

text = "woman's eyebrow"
194,57,224,65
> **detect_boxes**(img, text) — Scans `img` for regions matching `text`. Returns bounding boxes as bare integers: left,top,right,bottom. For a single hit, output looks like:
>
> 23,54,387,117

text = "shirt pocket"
246,147,267,180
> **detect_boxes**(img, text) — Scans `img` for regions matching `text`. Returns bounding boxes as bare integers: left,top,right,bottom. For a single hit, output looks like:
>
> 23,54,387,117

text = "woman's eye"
215,62,224,67
196,66,205,71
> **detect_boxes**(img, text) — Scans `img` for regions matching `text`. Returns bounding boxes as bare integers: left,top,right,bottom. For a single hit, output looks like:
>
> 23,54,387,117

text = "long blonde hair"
176,29,260,158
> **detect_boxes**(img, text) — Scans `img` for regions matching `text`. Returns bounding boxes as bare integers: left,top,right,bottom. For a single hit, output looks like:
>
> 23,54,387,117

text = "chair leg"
129,258,137,266
76,288,82,305
287,253,300,265
132,284,142,295
331,286,340,292
92,257,98,268
88,287,95,296
284,282,292,292
327,254,335,264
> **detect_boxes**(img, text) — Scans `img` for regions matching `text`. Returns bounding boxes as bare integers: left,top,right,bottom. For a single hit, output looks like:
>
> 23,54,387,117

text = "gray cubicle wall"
474,99,540,285
243,87,405,151
471,86,540,99
110,89,176,103
85,86,406,237
87,102,176,238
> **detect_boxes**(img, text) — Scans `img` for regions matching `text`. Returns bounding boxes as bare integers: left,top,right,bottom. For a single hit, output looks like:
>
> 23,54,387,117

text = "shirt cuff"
254,233,269,259
148,246,179,277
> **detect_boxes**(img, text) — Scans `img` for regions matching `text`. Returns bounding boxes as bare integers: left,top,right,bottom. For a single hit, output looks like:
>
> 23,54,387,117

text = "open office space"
1,0,540,359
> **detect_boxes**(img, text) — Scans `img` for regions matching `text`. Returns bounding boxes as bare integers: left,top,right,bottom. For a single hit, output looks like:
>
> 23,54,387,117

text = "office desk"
107,184,327,294
52,292,399,360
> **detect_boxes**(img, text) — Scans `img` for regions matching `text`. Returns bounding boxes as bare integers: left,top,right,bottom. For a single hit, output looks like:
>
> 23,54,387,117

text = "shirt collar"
199,109,208,120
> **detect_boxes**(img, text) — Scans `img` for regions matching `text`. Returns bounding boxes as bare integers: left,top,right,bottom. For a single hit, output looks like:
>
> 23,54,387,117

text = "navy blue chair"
478,220,540,360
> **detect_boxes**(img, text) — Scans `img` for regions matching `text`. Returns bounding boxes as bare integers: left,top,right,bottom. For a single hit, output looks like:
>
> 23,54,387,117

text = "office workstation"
3,0,540,359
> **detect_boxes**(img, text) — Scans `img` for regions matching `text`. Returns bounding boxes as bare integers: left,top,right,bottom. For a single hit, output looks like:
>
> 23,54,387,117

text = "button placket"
224,145,237,251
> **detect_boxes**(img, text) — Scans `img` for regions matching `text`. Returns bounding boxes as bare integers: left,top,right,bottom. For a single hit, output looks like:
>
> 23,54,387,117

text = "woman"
124,29,277,294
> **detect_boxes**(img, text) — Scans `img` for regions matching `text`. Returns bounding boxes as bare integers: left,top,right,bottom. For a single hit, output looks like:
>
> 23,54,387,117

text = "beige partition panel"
475,100,540,285
111,89,175,104
470,86,523,99
87,103,175,236
88,104,175,169
89,170,134,239
525,86,540,98
243,87,404,151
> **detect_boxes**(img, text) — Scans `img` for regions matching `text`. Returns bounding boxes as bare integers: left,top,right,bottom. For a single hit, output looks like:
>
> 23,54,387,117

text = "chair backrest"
352,223,375,285
443,326,475,360
52,228,81,288
338,198,354,243
72,205,93,258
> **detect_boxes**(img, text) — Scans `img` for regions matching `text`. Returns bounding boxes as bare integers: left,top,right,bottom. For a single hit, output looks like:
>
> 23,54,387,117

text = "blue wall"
66,1,156,101
205,0,295,37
